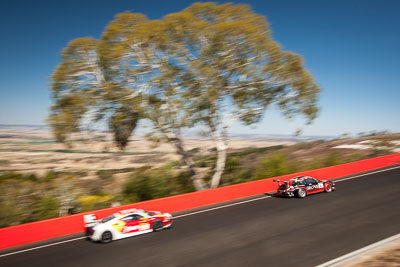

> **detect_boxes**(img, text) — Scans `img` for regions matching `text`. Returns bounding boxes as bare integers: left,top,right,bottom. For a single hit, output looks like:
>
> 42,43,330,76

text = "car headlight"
164,213,172,222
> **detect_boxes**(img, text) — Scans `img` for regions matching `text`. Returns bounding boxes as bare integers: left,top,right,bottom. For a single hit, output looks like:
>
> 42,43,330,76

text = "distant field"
0,126,297,176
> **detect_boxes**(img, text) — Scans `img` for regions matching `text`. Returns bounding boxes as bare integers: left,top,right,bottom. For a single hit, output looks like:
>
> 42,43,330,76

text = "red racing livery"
275,176,335,198
84,208,173,243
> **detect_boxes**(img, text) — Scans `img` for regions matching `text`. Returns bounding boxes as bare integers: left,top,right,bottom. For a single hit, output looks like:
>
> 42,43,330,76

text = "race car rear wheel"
152,220,164,232
325,183,333,193
101,231,113,243
296,188,307,198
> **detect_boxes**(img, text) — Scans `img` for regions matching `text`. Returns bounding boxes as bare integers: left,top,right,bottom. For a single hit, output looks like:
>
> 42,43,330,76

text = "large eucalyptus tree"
49,2,320,190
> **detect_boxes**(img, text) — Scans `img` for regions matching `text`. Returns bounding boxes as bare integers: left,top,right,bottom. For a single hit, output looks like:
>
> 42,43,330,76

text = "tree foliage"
49,2,320,190
157,2,320,187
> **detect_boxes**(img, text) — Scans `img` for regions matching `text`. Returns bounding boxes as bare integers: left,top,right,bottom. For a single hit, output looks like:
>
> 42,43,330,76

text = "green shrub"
194,154,216,168
0,172,23,182
44,171,58,182
253,152,298,179
37,196,60,220
96,170,114,180
0,202,23,227
122,169,195,204
78,195,113,212
0,172,39,183
324,151,343,167
122,173,170,203
225,156,240,173
227,169,253,185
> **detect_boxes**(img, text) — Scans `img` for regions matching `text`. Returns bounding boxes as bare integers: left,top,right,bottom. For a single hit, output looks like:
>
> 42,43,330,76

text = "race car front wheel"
296,188,307,198
101,231,113,243
325,183,333,193
152,220,164,232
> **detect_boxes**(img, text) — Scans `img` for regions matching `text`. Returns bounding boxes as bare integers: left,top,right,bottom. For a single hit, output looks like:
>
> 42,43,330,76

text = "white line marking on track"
0,237,86,258
1,164,399,258
173,196,271,219
334,165,400,183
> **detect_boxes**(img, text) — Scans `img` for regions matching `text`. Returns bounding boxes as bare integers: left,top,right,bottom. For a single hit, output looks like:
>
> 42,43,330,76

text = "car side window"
297,179,305,186
305,178,316,185
121,215,135,222
121,214,144,222
132,214,143,220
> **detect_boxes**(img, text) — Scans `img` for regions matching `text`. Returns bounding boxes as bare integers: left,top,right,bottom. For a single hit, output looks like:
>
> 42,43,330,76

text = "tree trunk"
170,135,207,191
155,121,207,191
208,108,264,188
210,131,228,188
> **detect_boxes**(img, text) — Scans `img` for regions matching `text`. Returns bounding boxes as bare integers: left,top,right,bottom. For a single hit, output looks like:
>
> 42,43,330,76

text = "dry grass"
346,241,400,266
0,127,295,176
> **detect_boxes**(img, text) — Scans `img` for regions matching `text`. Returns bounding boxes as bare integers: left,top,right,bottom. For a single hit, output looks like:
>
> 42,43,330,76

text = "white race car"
84,208,173,243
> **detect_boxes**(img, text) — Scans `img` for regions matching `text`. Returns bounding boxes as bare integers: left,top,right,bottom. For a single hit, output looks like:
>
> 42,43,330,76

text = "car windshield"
101,214,116,223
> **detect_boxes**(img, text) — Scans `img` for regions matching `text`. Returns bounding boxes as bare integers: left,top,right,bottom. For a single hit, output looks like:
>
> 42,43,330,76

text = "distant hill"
0,124,333,141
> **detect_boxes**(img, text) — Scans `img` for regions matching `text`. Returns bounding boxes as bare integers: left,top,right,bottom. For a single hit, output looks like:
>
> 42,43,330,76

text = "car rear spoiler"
273,179,288,186
83,214,98,228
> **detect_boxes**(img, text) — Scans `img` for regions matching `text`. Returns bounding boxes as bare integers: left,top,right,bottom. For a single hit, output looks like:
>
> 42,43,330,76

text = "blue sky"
0,0,399,137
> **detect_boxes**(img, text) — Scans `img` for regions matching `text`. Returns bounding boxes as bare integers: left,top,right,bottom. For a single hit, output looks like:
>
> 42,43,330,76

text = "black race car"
274,176,335,198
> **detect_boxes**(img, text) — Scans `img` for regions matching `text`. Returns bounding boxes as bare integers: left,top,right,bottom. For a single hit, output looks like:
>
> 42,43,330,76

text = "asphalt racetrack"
1,167,400,267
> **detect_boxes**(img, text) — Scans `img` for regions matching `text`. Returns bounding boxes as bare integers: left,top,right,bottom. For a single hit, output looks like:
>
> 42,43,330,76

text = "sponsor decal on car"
306,183,324,190
112,220,126,232
122,223,150,234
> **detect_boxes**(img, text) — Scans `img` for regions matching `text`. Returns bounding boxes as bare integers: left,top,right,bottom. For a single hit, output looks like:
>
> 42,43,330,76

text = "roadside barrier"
1,153,399,250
